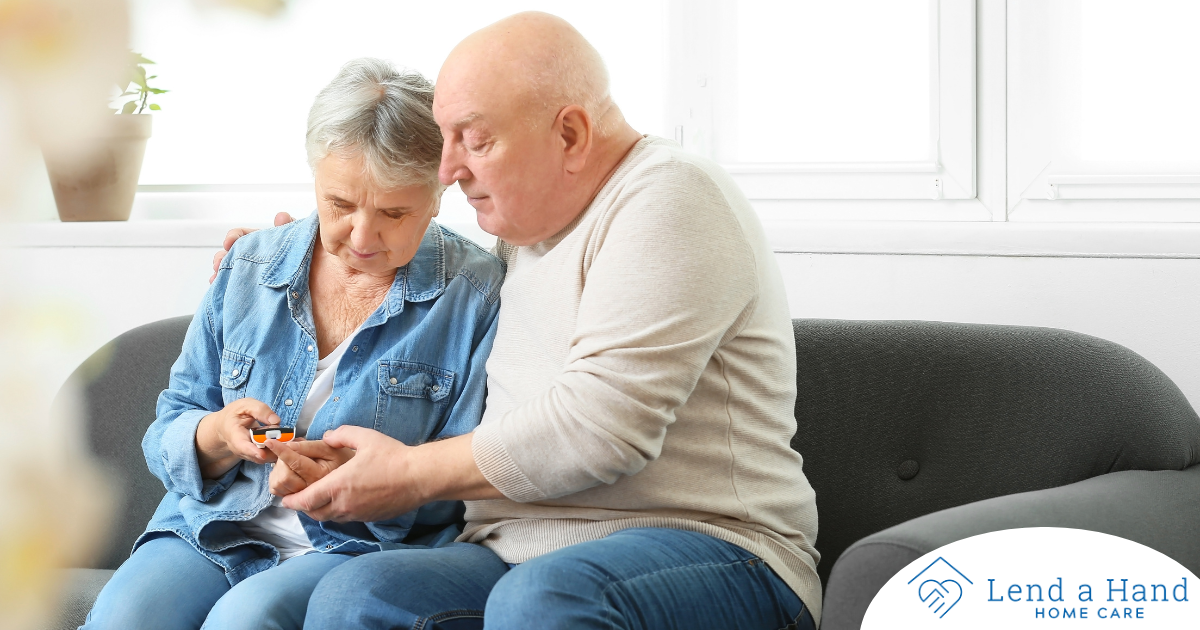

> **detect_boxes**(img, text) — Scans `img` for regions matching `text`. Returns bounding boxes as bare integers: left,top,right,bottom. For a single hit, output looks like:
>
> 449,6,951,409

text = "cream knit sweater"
462,136,822,621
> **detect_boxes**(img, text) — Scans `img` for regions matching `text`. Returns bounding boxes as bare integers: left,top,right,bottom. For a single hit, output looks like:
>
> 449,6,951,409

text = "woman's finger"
230,428,276,464
267,440,326,484
268,457,307,496
231,398,280,427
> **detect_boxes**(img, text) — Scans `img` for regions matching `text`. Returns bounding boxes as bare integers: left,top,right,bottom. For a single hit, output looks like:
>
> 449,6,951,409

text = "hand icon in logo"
907,557,973,619
918,579,963,617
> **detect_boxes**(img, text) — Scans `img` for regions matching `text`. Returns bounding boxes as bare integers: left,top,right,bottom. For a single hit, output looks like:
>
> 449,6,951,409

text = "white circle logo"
863,528,1198,628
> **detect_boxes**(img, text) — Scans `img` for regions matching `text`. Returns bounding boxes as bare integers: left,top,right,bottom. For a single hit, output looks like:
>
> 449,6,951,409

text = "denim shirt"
139,213,504,585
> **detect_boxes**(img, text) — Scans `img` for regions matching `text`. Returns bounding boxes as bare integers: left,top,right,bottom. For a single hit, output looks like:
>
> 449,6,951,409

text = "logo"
908,556,973,618
862,528,1200,629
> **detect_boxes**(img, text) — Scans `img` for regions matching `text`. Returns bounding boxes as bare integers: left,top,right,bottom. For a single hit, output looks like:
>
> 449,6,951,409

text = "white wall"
9,220,1200,415
781,253,1200,410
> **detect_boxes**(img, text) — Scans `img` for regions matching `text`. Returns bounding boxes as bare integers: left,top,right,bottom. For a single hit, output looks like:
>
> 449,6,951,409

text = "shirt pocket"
219,349,254,403
375,360,455,445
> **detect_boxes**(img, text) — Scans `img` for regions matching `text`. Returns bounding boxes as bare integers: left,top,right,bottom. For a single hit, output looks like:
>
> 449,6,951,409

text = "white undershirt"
239,330,358,561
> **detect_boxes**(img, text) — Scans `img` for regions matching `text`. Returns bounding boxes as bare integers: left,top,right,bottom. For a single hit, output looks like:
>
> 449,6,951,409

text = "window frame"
666,0,979,203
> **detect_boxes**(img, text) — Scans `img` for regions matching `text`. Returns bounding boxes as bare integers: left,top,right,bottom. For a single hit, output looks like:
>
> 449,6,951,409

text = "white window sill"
2,219,499,251
6,218,1200,259
765,221,1200,258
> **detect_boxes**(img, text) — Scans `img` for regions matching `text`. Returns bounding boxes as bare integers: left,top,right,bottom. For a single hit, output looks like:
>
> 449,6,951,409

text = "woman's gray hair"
306,58,443,191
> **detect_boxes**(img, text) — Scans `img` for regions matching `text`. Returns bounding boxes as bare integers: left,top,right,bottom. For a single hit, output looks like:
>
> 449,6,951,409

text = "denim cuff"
160,409,233,501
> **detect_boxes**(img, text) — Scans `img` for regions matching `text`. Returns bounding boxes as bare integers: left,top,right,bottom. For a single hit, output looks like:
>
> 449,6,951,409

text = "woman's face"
313,153,440,275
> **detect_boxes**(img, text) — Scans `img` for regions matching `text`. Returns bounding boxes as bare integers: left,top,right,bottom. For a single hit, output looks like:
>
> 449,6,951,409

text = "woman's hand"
265,439,356,497
195,398,281,479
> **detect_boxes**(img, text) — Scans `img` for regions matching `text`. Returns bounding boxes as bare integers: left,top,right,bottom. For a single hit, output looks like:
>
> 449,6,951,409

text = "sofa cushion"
791,319,1200,585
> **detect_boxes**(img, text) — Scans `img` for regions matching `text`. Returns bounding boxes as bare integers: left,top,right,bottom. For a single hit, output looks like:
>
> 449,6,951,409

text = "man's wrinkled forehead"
433,71,495,131
435,42,539,131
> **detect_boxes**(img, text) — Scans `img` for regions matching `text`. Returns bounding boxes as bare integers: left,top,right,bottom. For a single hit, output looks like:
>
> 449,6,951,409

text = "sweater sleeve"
472,163,759,501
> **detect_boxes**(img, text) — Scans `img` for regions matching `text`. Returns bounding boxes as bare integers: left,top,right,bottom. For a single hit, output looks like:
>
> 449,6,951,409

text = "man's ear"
557,105,594,174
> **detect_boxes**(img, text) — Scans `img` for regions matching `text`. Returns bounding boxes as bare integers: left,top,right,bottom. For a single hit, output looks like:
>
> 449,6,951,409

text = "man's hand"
265,439,355,497
209,212,295,283
195,398,281,479
280,428,503,523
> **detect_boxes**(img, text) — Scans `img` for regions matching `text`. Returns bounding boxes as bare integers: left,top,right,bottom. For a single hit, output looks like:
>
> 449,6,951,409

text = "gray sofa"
49,317,1200,629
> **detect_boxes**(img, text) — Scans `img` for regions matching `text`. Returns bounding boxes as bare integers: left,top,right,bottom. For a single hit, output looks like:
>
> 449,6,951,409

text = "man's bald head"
433,12,642,246
441,11,618,135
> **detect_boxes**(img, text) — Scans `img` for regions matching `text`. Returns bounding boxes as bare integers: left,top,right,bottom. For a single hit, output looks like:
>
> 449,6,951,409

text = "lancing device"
250,424,295,448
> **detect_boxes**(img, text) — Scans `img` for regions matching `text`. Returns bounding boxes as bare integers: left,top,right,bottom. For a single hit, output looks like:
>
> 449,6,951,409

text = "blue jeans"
82,533,353,630
305,528,815,630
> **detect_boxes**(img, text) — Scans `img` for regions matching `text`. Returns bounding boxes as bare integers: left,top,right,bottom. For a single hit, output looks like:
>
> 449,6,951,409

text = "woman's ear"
557,105,594,174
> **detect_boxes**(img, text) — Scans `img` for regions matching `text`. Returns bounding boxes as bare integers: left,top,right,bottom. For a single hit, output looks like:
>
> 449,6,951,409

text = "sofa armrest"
819,465,1200,630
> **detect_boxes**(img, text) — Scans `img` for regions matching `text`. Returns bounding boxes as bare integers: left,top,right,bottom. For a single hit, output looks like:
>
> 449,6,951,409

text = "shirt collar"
261,213,447,316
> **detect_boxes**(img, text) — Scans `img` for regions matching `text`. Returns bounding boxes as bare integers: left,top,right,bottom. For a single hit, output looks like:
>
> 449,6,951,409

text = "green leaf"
148,103,161,111
132,65,148,89
147,88,168,94
131,52,155,65
121,101,137,115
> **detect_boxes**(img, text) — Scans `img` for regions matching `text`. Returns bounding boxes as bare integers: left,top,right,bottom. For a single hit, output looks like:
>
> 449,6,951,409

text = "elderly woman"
82,58,503,630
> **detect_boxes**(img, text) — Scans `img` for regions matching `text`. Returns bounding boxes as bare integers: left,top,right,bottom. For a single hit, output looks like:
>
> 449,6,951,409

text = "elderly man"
220,12,820,630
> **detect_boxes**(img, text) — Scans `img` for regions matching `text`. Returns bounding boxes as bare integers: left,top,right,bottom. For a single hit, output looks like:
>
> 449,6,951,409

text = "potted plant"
42,52,167,222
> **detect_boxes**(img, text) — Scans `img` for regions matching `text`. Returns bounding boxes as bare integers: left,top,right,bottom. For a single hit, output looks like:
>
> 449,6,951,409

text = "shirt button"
307,345,313,352
231,369,240,377
284,399,294,406
431,384,440,392
333,396,340,402
291,291,299,298
352,346,358,352
389,377,398,385
325,544,333,550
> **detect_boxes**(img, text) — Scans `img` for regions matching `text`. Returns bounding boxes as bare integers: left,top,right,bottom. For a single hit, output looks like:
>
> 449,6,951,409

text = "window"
124,0,1200,226
667,0,977,203
128,0,667,226
1008,0,1200,221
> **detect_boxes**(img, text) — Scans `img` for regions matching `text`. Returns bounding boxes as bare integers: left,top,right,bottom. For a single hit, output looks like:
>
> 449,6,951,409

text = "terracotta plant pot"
43,114,152,222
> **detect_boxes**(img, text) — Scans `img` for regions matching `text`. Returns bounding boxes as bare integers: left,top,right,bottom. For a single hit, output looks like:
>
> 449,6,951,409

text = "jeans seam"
597,557,759,629
414,608,485,630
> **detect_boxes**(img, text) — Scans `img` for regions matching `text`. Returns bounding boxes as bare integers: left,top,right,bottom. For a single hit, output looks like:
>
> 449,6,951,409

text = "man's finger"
320,425,371,450
221,227,251,252
287,439,340,460
211,250,227,281
266,441,325,483
282,476,334,514
273,212,295,227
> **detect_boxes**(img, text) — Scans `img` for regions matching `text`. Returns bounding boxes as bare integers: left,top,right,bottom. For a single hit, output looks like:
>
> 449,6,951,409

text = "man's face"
433,71,564,246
